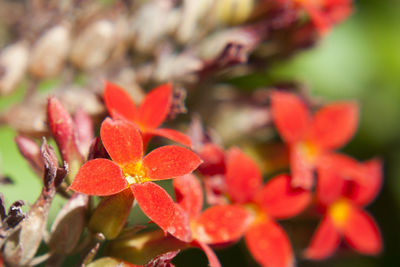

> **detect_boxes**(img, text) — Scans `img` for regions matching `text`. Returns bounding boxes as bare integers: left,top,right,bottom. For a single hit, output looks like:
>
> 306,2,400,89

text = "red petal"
225,148,262,203
304,216,341,260
192,241,222,267
131,182,192,242
173,174,203,220
100,118,143,166
197,143,226,176
104,81,137,122
143,145,202,180
290,144,314,189
150,128,192,147
343,208,382,255
255,174,311,219
69,159,127,196
316,164,347,206
347,158,383,206
245,220,294,267
311,102,359,150
193,205,252,245
317,153,367,184
270,91,310,143
138,83,172,129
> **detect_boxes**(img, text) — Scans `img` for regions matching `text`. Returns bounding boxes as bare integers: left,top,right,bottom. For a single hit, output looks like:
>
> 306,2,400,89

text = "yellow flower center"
298,141,319,164
121,161,149,185
329,198,351,228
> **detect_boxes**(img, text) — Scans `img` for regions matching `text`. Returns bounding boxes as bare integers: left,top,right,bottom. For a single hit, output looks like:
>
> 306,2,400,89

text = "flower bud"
73,107,94,157
70,20,115,70
48,193,89,255
47,97,83,183
0,42,29,95
88,189,134,240
29,24,71,78
15,136,44,176
106,229,187,265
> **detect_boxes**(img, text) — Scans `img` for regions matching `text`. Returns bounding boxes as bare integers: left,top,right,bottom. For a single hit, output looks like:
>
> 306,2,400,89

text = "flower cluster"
0,1,383,267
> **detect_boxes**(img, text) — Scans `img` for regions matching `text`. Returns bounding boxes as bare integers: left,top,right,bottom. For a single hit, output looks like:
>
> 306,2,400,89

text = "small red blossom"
69,118,202,242
104,81,192,147
173,174,253,267
290,0,353,34
224,148,311,267
305,157,383,259
270,91,359,189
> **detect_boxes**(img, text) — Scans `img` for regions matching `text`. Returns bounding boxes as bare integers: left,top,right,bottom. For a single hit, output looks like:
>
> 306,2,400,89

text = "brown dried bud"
29,24,71,78
88,189,134,240
2,140,66,266
130,1,173,53
0,42,29,95
70,20,115,70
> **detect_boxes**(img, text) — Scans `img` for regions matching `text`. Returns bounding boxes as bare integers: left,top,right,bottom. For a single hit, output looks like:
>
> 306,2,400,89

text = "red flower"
69,118,202,242
293,0,353,34
223,148,311,267
270,91,359,189
104,81,192,147
173,174,253,267
305,156,383,259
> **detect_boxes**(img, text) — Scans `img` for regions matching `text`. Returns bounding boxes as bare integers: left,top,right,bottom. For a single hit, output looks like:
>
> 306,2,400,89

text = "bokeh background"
1,0,400,266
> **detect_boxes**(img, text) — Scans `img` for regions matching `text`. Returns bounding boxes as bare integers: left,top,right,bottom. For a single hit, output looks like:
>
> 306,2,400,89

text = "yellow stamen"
121,161,149,185
298,141,319,164
329,198,351,228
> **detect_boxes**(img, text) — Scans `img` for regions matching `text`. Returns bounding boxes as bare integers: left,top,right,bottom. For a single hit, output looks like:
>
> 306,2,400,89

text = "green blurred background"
1,0,400,266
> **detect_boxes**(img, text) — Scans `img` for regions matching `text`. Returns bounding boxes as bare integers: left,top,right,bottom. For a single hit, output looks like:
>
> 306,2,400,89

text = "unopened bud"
47,97,83,183
89,189,134,240
70,20,115,70
29,24,71,78
74,107,94,157
15,136,44,176
48,193,89,255
0,42,29,95
106,229,186,265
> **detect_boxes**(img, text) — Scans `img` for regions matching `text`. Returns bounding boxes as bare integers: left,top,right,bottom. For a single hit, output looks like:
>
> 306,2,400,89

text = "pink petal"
311,102,359,150
100,118,143,166
143,145,202,180
225,148,262,203
343,208,382,255
193,205,252,245
131,182,192,242
270,91,310,143
104,81,137,122
69,159,127,196
245,220,294,267
304,215,341,260
255,174,311,219
173,174,203,220
138,83,172,129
